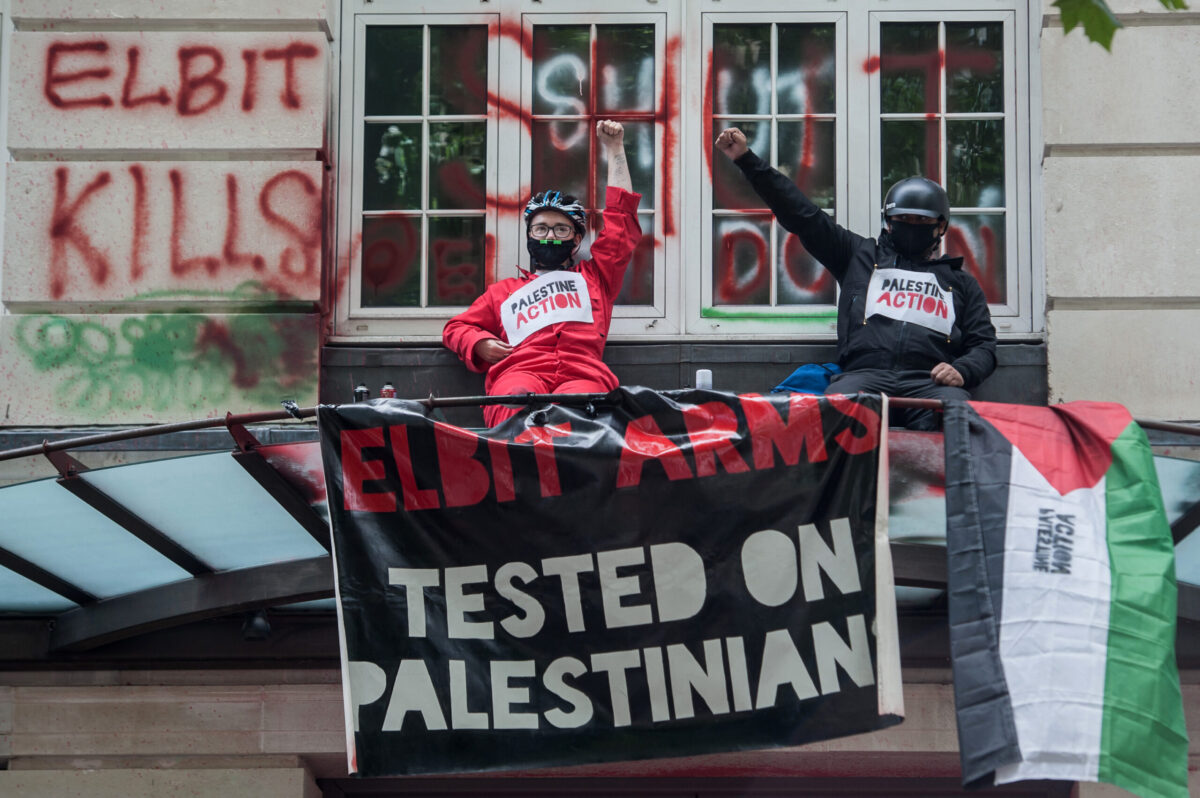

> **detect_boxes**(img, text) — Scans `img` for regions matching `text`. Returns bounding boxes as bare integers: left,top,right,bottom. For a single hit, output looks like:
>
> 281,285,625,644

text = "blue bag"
771,362,841,395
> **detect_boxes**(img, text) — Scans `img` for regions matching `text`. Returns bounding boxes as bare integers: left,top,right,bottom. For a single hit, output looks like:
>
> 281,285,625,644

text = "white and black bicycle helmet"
524,190,587,237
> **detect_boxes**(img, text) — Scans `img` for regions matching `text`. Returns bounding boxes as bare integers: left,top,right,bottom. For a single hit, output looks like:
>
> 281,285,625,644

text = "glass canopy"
0,431,1197,654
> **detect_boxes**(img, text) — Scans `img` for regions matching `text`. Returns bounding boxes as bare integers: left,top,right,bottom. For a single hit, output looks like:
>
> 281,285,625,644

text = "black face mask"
889,220,942,259
527,238,575,270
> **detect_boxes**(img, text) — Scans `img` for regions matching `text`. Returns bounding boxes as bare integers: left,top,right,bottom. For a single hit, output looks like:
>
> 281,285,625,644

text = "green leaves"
1055,0,1188,50
1054,0,1123,50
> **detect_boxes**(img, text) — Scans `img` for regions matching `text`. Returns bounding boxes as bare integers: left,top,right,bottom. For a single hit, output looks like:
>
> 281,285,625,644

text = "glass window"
879,19,1009,304
708,21,840,310
337,2,1034,340
529,22,660,306
358,22,492,311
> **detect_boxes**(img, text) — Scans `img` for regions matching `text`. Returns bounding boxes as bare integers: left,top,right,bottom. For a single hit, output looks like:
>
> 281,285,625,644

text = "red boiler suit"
443,186,642,426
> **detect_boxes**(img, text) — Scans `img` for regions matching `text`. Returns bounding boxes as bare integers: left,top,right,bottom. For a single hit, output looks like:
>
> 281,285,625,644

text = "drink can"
354,383,369,402
380,381,396,399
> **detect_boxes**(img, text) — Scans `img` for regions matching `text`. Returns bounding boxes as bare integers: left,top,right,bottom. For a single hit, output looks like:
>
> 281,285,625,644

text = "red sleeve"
442,285,506,374
587,186,642,299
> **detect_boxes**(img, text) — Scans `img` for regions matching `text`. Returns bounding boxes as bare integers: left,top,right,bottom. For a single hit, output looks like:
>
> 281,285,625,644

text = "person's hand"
715,127,749,161
597,119,624,150
931,362,964,387
474,338,513,365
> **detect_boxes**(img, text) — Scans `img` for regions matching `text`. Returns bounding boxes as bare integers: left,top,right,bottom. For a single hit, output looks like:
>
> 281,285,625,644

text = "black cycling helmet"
524,190,587,237
882,177,950,224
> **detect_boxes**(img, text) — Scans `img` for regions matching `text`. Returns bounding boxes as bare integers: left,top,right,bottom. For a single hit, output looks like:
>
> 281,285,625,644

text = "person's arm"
442,288,511,373
599,119,632,193
714,127,860,282
946,277,998,391
590,120,642,297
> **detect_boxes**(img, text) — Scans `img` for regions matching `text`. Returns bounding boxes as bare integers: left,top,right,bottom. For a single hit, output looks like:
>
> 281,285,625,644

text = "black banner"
319,386,902,776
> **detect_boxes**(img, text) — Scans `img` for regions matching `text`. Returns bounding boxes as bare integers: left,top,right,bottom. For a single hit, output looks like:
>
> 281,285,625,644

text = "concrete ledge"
320,343,1048,428
0,767,319,798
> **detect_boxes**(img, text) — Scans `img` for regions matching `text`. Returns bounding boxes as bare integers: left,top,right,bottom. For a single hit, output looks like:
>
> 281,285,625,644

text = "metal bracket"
42,442,87,478
224,413,261,454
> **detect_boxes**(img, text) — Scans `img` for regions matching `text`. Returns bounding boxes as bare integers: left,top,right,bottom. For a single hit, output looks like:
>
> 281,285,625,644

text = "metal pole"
0,394,1196,463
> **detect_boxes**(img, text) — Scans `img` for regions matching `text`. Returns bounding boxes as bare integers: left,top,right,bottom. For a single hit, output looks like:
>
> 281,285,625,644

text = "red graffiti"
45,41,113,109
129,165,149,281
432,240,481,302
944,222,1002,302
436,160,487,209
45,165,322,298
259,170,322,279
362,217,418,298
177,46,226,116
195,320,252,388
263,42,320,109
659,37,681,236
782,233,835,298
483,233,496,285
49,168,112,298
224,174,267,271
42,39,319,114
241,50,257,111
120,47,169,108
702,50,714,181
716,228,769,304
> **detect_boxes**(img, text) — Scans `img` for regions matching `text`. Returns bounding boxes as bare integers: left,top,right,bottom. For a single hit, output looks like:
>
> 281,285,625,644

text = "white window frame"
684,0,1037,339
518,10,679,336
869,9,1028,328
335,5,500,339
696,11,848,338
333,0,1039,342
333,0,681,342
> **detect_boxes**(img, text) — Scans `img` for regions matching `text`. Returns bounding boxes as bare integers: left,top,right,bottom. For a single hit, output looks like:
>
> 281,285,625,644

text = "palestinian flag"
944,400,1188,798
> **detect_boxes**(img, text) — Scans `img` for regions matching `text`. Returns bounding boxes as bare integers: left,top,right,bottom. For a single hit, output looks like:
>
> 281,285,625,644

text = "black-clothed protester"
734,150,997,429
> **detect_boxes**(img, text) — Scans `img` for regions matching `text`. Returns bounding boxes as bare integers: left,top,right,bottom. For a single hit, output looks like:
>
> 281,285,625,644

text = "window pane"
713,215,772,306
946,23,1004,114
363,123,422,211
712,25,770,116
594,121,655,208
880,23,939,114
881,119,941,197
427,216,486,307
945,213,1006,303
596,25,655,113
532,121,589,202
778,224,837,305
430,26,488,116
362,216,422,308
615,213,656,306
712,119,771,211
429,122,487,210
777,24,836,115
365,27,422,116
533,26,591,116
778,120,836,211
947,120,1004,208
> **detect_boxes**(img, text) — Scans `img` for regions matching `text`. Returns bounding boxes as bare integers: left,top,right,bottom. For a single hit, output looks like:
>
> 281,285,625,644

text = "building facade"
0,0,1197,796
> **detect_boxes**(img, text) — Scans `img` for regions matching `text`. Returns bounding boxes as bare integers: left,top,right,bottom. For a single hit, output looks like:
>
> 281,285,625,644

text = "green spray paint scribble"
124,281,312,314
701,306,838,324
15,313,317,416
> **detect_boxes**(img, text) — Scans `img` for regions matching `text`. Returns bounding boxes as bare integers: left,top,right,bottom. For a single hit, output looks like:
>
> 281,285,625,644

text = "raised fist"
715,127,749,161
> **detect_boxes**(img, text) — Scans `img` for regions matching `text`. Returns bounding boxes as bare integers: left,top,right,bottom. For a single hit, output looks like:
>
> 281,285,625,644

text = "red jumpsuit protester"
443,186,642,427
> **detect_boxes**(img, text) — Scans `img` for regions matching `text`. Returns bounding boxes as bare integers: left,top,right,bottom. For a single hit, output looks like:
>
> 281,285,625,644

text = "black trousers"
825,368,969,431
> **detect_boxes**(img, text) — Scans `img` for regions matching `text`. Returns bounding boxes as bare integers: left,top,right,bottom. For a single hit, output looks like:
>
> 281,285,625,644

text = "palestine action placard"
319,387,902,776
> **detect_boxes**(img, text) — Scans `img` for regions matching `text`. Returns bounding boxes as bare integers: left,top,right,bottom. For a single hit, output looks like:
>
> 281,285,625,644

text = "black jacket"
735,151,997,390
